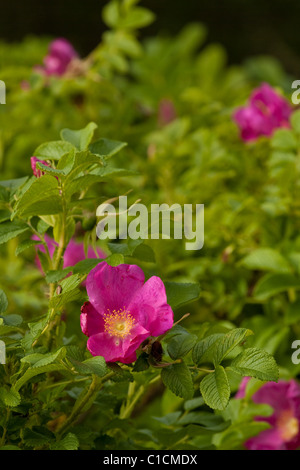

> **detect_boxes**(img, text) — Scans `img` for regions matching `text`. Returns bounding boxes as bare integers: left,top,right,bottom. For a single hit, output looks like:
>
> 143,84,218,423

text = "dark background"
1,0,300,75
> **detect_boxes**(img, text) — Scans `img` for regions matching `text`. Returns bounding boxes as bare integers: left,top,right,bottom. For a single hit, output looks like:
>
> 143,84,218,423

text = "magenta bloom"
233,83,292,142
32,235,106,273
31,156,50,178
236,378,300,450
80,262,174,364
38,38,78,77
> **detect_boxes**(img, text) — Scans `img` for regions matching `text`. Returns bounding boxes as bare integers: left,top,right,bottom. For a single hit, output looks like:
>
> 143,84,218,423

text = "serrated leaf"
200,366,230,411
15,239,40,256
161,362,194,399
13,363,66,391
82,356,107,377
167,333,197,360
35,162,68,178
45,267,72,283
192,334,224,365
212,328,253,365
12,175,62,219
230,347,278,381
0,221,29,245
31,348,66,368
51,433,79,450
0,387,21,407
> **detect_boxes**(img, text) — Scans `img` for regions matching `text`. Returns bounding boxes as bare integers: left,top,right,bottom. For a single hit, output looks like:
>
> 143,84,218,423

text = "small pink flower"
31,156,50,178
158,98,177,126
233,83,292,142
32,235,106,274
80,262,174,364
37,38,78,77
236,378,300,450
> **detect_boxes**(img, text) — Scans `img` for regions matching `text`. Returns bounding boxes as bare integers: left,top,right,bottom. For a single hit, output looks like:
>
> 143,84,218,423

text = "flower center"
104,309,135,339
277,409,299,442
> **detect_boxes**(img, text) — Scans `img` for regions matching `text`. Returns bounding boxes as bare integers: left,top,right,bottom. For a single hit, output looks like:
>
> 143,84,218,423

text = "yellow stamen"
104,309,135,339
277,410,299,442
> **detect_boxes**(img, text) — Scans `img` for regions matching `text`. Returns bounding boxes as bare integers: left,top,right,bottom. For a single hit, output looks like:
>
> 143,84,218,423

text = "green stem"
0,408,10,447
119,382,145,420
32,183,68,347
57,371,115,437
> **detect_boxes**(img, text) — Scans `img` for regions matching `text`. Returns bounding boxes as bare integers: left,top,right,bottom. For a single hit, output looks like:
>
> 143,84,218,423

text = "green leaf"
15,239,39,256
0,210,11,223
271,128,297,150
106,253,125,267
20,349,66,368
200,366,230,411
130,243,156,263
0,387,21,407
35,162,69,178
1,314,22,326
164,281,200,309
89,138,127,159
291,109,300,134
13,363,66,392
119,7,155,29
0,289,8,314
61,122,98,151
253,273,300,300
240,248,292,273
12,175,62,219
192,334,224,365
72,259,103,275
161,362,194,399
212,328,253,366
82,356,107,377
230,347,279,381
167,333,198,360
132,353,149,372
213,421,270,450
45,267,72,284
51,433,79,450
0,221,29,245
34,141,75,160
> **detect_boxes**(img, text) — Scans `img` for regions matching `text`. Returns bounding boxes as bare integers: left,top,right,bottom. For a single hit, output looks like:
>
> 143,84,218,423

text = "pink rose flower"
37,38,78,77
236,377,300,450
80,262,174,364
31,156,50,178
233,83,292,142
32,234,106,274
